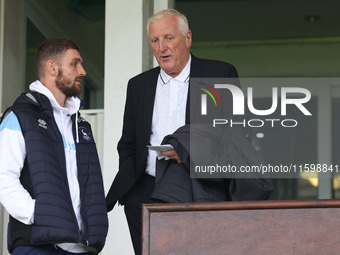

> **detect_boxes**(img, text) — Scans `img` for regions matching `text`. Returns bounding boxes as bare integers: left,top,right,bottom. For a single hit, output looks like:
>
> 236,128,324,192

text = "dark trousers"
12,245,94,255
124,174,156,255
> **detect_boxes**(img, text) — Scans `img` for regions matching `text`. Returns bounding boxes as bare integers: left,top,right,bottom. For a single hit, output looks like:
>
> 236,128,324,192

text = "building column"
102,0,143,254
0,0,26,254
0,7,3,255
0,0,26,112
102,1,173,254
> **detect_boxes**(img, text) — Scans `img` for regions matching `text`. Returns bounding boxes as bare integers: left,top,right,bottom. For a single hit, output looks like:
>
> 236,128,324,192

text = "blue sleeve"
0,112,22,132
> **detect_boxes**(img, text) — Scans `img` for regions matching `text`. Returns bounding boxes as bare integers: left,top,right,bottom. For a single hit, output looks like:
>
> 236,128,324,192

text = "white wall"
102,1,143,254
102,1,172,254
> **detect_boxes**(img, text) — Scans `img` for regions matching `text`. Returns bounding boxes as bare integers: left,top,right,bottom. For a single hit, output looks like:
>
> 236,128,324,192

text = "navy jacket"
2,92,108,254
150,124,273,203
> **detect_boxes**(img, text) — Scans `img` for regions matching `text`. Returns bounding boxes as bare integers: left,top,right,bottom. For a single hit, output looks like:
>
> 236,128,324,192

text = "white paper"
147,144,174,160
147,144,174,152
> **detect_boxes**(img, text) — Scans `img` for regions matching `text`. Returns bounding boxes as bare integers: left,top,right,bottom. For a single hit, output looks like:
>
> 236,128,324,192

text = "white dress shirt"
146,56,191,177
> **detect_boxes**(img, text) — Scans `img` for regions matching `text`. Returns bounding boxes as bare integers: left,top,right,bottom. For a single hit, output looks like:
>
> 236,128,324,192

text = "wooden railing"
142,199,340,255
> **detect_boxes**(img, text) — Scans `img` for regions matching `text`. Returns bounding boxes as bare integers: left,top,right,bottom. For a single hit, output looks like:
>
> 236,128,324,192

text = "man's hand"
160,149,181,164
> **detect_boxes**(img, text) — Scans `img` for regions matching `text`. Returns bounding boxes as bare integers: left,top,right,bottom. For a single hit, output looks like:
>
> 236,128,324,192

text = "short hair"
34,38,79,79
147,9,189,36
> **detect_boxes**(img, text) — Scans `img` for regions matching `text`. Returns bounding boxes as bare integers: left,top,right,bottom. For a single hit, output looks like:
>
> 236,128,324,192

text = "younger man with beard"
0,38,108,255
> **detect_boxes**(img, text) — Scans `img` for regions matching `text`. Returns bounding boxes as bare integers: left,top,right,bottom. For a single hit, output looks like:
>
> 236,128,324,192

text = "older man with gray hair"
106,9,245,255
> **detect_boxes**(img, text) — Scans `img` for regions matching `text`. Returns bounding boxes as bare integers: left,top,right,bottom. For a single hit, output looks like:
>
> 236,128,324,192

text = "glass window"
251,96,318,200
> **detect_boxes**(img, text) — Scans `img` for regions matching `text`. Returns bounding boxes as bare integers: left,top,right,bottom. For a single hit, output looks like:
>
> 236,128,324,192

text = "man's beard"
55,69,82,97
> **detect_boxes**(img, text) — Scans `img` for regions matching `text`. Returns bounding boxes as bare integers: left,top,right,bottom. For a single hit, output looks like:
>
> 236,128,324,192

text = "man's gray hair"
147,9,189,36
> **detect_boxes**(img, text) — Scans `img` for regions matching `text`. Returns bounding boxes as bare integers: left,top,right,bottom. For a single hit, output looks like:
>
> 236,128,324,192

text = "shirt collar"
29,80,80,115
160,54,191,84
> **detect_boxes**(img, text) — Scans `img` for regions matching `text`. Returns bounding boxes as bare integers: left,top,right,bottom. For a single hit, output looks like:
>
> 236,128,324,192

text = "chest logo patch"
79,126,91,141
38,119,47,129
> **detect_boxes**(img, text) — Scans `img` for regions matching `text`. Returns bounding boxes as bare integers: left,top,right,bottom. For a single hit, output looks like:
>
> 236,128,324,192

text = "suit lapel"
186,55,203,124
143,67,160,134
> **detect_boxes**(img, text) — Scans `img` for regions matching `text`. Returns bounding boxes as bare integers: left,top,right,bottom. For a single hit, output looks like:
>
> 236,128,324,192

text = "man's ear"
46,60,57,76
185,30,192,48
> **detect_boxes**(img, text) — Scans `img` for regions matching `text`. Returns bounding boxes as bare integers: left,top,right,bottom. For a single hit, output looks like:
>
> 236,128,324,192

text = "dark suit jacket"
150,124,273,203
106,54,247,211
